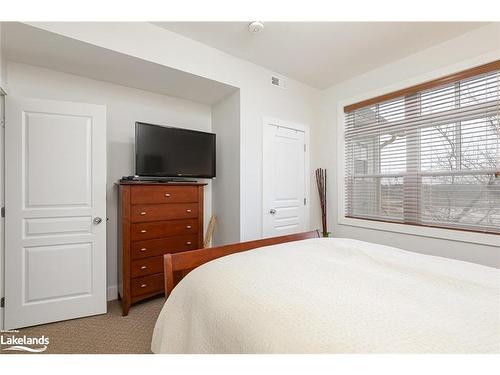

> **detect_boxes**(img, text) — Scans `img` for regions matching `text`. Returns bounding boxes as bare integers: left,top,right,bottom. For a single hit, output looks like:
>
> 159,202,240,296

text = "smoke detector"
248,21,264,34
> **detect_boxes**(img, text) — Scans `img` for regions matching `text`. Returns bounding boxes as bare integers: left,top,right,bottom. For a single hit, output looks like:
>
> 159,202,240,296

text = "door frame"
0,87,5,331
262,116,310,237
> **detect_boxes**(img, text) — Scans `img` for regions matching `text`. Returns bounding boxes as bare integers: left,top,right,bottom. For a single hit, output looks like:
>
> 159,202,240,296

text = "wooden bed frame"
163,230,320,298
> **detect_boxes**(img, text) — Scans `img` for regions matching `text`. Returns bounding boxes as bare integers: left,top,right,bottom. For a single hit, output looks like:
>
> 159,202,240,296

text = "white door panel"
24,216,92,237
24,242,92,303
25,112,92,207
263,123,307,237
5,97,107,329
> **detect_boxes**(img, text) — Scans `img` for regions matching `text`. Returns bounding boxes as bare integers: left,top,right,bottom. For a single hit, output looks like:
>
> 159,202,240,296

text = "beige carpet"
1,297,165,354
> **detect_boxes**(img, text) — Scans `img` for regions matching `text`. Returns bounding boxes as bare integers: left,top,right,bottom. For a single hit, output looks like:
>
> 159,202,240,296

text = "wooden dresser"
118,181,205,315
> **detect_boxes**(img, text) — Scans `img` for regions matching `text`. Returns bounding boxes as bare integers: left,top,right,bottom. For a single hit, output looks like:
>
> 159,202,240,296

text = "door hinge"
1,207,4,217
1,297,4,308
1,117,4,128
304,144,306,152
304,198,306,205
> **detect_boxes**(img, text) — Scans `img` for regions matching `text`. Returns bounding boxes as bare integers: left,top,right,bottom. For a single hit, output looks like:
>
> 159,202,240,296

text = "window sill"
338,216,499,247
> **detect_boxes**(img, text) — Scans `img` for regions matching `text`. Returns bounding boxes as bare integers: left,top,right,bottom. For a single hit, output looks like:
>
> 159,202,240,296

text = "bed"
151,232,500,353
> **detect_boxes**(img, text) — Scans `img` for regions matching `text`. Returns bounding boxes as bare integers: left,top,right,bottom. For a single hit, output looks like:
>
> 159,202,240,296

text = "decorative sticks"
315,168,329,237
204,215,217,248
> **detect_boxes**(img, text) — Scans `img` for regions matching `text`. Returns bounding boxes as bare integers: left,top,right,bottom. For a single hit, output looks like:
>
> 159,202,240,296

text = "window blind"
344,62,500,234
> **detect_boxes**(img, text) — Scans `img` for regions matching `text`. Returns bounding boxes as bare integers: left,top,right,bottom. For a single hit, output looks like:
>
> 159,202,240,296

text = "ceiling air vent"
271,76,287,89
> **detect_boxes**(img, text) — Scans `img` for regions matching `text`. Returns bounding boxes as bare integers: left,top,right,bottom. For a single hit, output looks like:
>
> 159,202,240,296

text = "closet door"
4,97,107,329
262,123,307,237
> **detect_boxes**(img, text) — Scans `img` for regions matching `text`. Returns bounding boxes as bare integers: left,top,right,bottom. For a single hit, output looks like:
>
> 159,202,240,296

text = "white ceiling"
154,22,488,89
3,23,237,105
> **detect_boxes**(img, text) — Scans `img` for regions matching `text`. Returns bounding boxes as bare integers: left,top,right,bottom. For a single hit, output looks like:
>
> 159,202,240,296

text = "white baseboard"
107,285,118,301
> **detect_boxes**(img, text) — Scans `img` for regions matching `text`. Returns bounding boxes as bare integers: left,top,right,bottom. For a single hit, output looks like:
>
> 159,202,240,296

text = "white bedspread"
151,238,500,353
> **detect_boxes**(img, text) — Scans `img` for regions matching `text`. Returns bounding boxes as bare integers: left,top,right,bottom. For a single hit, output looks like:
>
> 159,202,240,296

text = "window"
344,61,500,234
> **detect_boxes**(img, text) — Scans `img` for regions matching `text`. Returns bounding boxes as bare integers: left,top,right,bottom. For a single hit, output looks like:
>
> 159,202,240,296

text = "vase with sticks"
315,168,329,237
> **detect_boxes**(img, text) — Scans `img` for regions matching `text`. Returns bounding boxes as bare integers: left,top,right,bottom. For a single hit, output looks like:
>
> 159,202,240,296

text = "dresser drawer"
131,219,198,241
131,186,198,204
131,234,199,259
131,274,164,297
131,203,198,223
131,256,163,278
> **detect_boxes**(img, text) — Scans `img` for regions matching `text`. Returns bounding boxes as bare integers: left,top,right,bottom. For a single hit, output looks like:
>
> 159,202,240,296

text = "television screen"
135,122,216,178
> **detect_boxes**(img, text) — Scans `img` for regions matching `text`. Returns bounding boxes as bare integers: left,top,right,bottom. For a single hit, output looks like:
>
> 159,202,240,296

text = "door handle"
269,209,277,215
93,217,102,225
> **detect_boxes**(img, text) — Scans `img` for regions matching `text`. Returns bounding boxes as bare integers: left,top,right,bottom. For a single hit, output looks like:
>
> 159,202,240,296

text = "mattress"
151,238,500,353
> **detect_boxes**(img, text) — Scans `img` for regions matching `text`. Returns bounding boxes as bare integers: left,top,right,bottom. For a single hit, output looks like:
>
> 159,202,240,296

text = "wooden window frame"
340,60,500,243
344,60,500,113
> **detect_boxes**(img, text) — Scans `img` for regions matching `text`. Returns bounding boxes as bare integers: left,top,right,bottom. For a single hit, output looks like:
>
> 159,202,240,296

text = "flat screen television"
135,122,216,178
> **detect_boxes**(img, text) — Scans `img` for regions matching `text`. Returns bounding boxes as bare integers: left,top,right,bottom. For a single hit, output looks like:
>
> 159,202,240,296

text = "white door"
0,92,5,331
263,122,307,237
5,97,107,329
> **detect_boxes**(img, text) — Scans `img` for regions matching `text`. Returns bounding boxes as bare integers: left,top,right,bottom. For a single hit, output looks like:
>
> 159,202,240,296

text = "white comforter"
151,238,500,353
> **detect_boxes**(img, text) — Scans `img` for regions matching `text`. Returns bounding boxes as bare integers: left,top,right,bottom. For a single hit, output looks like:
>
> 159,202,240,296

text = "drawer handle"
140,211,146,215
140,230,147,233
186,209,192,213
140,248,147,252
140,283,147,288
186,225,192,229
165,193,171,197
186,241,192,245
140,266,147,270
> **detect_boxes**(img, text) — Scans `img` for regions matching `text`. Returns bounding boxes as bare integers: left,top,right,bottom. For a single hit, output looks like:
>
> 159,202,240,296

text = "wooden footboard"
163,230,320,298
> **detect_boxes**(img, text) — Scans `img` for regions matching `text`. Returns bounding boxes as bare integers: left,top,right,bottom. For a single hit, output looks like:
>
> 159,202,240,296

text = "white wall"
5,62,213,298
312,23,500,268
211,90,241,245
25,22,320,241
